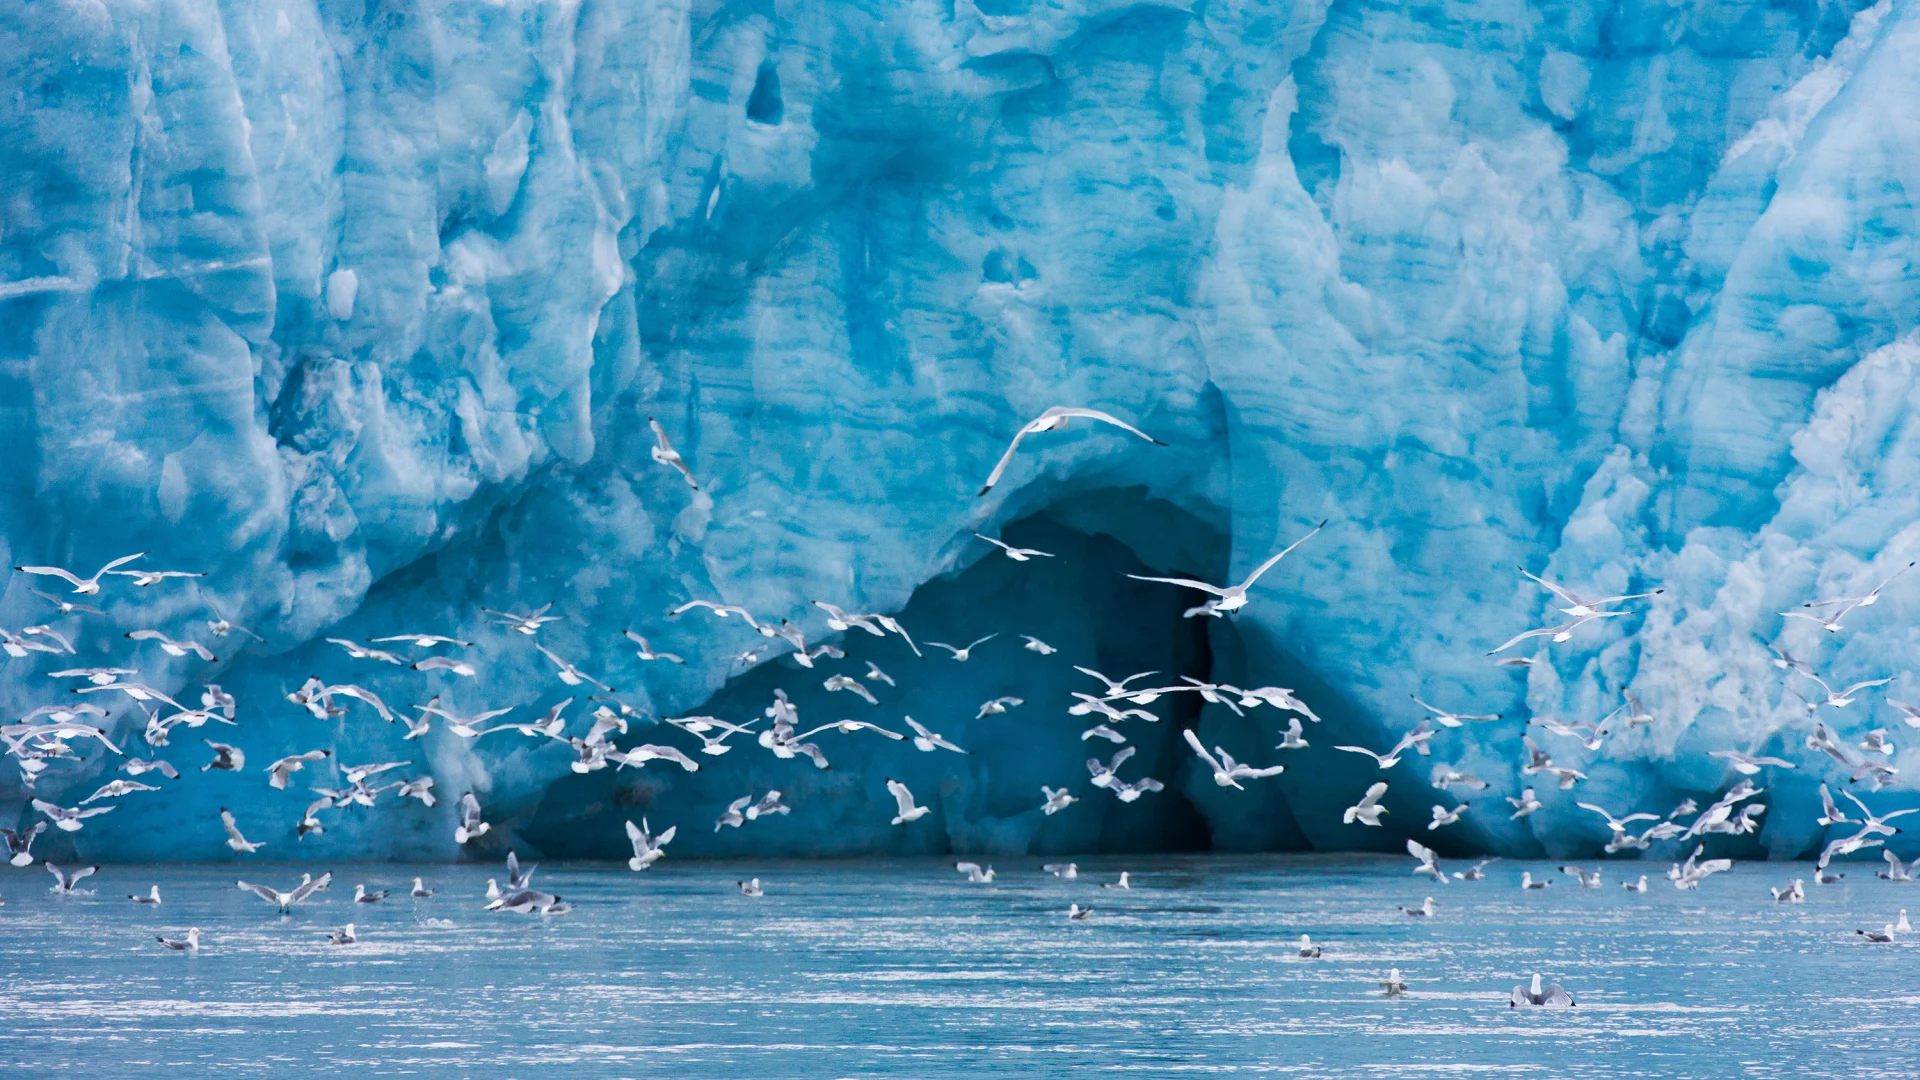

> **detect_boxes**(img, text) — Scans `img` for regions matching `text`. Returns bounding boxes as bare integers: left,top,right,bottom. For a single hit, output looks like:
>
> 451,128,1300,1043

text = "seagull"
28,588,103,616
32,799,114,832
237,871,332,913
738,878,764,898
1082,724,1127,744
1510,973,1576,1008
202,739,244,772
1379,969,1408,997
1021,635,1057,655
1335,743,1406,770
747,791,791,821
1453,857,1500,881
1408,839,1447,883
267,749,331,790
14,552,146,594
1126,520,1326,617
1066,904,1092,921
1182,728,1284,788
1,823,45,866
1858,924,1897,943
1088,746,1136,789
976,406,1165,496
1429,803,1467,830
534,644,614,691
647,417,700,488
625,818,676,870
1559,865,1603,888
1576,802,1662,851
1040,785,1079,815
715,795,752,831
483,603,562,636
108,566,204,588
327,638,406,665
1623,875,1649,892
610,743,703,773
976,696,1024,719
488,888,564,914
121,758,181,780
1274,716,1310,750
926,634,996,661
955,862,996,883
1343,782,1389,826
79,779,160,804
1520,872,1551,890
156,928,201,952
126,630,215,662
1534,717,1609,752
822,674,880,706
454,792,491,844
412,655,477,678
1861,728,1897,756
1411,695,1501,728
354,884,389,903
1708,749,1796,775
416,700,514,737
1110,776,1164,803
1431,766,1489,791
622,630,684,664
1841,791,1918,837
1800,561,1915,622
1902,910,1914,933
1520,568,1664,619
1669,844,1734,890
411,878,434,898
217,808,265,853
886,779,930,824
373,633,471,649
1770,878,1806,903
670,599,765,633
1074,666,1159,697
49,666,137,686
1104,872,1131,890
1400,896,1436,917
1044,863,1079,880
327,924,358,945
797,719,906,743
1799,673,1892,708
1297,934,1322,958
905,716,967,754
973,532,1053,561
396,777,436,806
47,863,97,895
129,885,162,904
1488,612,1625,654
1508,788,1543,819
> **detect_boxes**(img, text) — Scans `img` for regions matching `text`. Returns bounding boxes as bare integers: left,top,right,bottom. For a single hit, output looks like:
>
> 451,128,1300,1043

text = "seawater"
0,855,1914,1077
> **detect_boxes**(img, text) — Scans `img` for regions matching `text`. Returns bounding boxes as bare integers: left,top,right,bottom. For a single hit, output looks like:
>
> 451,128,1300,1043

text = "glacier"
4,0,1920,864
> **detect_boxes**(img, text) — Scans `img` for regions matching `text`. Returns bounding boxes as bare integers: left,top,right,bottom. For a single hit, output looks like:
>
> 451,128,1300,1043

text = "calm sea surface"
0,854,1913,1077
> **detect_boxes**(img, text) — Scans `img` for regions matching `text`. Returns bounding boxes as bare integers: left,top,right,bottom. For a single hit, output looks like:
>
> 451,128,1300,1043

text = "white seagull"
13,552,146,595
905,716,967,754
1042,786,1078,814
886,779,931,824
1021,635,1057,655
31,799,115,832
1343,782,1389,826
926,634,997,661
977,406,1165,496
648,417,700,488
625,818,676,870
1519,568,1663,618
1182,728,1283,788
126,630,215,662
236,872,332,913
622,630,684,664
454,792,492,844
220,808,265,853
1412,695,1501,728
973,532,1054,561
1126,520,1326,617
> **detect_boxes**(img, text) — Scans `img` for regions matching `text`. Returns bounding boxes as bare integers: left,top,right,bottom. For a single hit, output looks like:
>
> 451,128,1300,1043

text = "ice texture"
3,0,1918,863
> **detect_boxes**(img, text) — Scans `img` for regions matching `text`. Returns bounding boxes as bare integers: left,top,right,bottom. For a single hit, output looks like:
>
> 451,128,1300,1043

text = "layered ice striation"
3,0,1919,863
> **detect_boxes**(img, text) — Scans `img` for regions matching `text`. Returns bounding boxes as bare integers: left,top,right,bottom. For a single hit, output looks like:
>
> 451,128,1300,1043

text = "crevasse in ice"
4,0,1918,862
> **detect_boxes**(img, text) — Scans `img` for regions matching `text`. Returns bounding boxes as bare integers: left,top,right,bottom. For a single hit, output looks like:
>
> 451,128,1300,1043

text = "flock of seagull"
4,405,1918,985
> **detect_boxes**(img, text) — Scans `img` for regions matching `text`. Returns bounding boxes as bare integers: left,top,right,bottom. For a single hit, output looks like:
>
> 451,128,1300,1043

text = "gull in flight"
648,417,700,488
1839,790,1917,837
1708,749,1795,776
126,630,215,662
267,749,331,790
1668,844,1733,890
327,639,405,665
1510,973,1575,1008
1519,568,1663,618
1488,612,1625,654
1075,666,1158,696
1791,561,1915,631
1182,728,1283,788
715,796,752,831
886,779,931,824
1407,839,1447,884
455,792,492,844
927,634,996,661
1575,802,1664,851
1412,695,1501,728
824,674,879,705
1088,746,1136,789
796,719,905,743
156,929,201,952
1275,716,1309,750
1861,728,1896,756
1878,852,1920,882
1798,673,1892,709
973,532,1053,561
1453,857,1500,881
906,716,967,754
1343,782,1389,826
609,743,702,772
14,552,146,594
2,823,45,866
1083,724,1127,744
122,758,180,780
50,666,136,685
536,644,614,691
414,655,477,678
1429,803,1467,830
625,819,676,870
79,779,160,804
1508,788,1543,818
108,566,204,588
977,406,1165,496
483,603,562,636
373,632,470,649
623,630,684,664
1297,935,1322,958
1534,717,1609,752
860,662,896,688
47,863,97,895
29,588,102,616
202,602,264,643
129,885,162,905
1400,896,1436,917
746,791,791,821
220,809,265,853
955,862,995,883
32,799,114,832
977,696,1023,719
1021,635,1056,655
416,700,514,738
237,872,332,914
1126,520,1326,617
202,739,244,772
1042,786,1077,814
1110,776,1164,803
1335,741,1409,771
671,599,765,633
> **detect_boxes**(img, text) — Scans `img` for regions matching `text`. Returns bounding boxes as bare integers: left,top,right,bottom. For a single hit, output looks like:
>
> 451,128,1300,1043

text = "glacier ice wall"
4,0,1919,863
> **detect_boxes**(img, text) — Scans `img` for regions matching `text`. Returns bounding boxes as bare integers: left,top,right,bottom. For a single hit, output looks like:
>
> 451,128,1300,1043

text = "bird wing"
1487,625,1561,655
292,872,332,902
1334,745,1385,765
977,423,1036,496
1111,745,1137,770
886,779,916,814
973,532,1013,552
1238,519,1328,591
966,633,998,651
1841,678,1894,695
1125,573,1229,597
1048,407,1165,445
221,811,246,843
16,565,87,587
924,642,961,656
1406,839,1438,865
904,716,933,739
1518,567,1589,608
1181,728,1223,771
1358,781,1388,808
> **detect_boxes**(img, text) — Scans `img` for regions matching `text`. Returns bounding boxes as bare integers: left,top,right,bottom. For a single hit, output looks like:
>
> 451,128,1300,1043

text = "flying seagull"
1127,520,1326,617
886,779,930,824
13,552,146,595
972,532,1054,561
977,406,1165,496
648,418,700,489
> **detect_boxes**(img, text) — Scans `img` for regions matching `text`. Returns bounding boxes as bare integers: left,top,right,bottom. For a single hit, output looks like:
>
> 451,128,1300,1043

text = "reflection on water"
0,855,1915,1077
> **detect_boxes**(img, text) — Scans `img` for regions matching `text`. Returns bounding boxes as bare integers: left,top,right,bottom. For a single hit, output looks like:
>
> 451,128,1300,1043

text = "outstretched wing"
1182,728,1223,771
1239,519,1329,591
